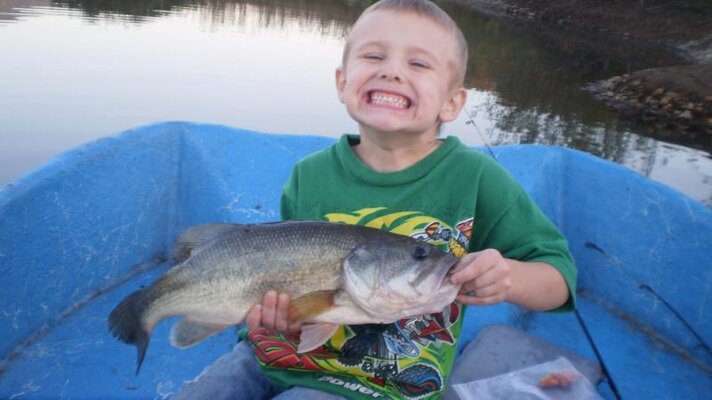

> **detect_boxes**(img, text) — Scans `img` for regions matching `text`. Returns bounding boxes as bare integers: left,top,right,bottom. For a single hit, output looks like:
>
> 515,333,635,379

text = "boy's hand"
450,249,512,305
245,291,302,333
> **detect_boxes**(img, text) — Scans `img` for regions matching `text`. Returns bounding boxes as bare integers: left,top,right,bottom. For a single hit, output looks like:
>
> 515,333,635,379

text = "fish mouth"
367,90,412,109
430,254,460,291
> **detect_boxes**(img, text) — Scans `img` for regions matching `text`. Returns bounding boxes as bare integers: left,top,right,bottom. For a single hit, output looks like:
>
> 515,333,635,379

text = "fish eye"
412,245,429,260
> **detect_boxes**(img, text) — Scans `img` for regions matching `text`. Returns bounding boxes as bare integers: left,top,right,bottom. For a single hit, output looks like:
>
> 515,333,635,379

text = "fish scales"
108,221,460,373
143,225,351,326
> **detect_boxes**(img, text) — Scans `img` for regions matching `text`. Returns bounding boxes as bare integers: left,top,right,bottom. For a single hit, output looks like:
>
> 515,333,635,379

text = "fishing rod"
463,103,626,398
463,107,498,162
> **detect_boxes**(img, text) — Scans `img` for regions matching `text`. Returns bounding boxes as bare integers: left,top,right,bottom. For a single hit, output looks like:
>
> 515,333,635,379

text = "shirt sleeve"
470,160,577,311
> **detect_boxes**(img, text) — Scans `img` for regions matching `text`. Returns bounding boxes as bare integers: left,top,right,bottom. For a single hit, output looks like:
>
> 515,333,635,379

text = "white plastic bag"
451,357,603,400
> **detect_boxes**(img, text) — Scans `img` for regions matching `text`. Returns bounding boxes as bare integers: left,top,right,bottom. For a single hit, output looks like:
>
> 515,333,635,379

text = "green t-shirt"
243,135,577,399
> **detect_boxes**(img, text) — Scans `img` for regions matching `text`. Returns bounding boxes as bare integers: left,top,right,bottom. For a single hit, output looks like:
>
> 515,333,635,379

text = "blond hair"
343,0,468,86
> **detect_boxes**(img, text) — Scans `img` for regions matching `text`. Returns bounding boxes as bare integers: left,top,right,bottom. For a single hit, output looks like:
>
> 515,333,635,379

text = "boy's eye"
409,60,430,69
363,53,384,60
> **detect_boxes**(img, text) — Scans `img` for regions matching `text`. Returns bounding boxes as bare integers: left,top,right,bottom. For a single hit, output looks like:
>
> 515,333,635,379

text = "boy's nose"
379,62,403,82
379,71,402,82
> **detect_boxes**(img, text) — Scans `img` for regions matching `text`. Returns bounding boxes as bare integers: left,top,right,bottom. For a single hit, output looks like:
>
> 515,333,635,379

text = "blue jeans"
172,341,346,400
174,325,602,399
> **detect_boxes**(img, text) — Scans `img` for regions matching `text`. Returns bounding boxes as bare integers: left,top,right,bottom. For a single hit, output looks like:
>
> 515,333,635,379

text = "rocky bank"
584,65,711,139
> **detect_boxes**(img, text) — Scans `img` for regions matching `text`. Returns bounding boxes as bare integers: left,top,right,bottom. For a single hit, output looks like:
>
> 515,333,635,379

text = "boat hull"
1,122,710,398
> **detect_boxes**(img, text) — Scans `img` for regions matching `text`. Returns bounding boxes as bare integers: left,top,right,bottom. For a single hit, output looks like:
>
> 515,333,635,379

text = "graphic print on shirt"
413,219,473,259
248,208,474,399
326,207,473,257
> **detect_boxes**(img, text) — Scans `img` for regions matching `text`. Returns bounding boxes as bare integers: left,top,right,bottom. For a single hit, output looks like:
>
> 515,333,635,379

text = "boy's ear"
439,87,467,122
335,67,346,103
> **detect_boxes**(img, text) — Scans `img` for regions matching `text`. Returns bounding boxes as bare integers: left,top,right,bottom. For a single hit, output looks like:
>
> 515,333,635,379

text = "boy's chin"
360,124,415,136
356,117,422,135
361,124,435,138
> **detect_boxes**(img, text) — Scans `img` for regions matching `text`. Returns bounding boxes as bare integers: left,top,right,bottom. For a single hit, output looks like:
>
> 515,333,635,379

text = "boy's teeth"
370,92,410,108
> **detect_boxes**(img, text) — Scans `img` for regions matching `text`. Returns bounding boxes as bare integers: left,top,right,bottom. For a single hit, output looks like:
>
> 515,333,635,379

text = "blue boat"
1,122,710,399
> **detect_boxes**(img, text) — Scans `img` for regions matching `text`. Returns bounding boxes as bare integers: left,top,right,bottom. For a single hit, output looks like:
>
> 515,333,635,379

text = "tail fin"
108,290,151,374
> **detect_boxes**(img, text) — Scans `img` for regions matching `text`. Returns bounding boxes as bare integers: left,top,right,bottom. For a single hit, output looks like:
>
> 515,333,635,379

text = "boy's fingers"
461,279,498,297
468,266,501,290
450,254,489,284
448,253,474,275
457,292,504,305
449,257,475,284
245,292,299,333
451,249,503,285
245,304,262,330
273,293,290,332
260,290,278,329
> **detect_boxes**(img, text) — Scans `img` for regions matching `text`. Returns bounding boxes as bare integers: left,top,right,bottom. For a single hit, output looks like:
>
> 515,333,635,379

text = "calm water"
1,0,711,206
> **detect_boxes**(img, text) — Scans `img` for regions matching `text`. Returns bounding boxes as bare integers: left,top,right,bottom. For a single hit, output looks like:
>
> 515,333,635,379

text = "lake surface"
1,0,710,206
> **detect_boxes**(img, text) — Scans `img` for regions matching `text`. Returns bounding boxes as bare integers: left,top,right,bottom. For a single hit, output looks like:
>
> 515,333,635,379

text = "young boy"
175,1,575,399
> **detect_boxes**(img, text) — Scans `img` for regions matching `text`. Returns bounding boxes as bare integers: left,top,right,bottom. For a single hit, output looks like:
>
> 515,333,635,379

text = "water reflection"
458,88,712,206
1,0,710,206
50,0,365,31
54,0,193,18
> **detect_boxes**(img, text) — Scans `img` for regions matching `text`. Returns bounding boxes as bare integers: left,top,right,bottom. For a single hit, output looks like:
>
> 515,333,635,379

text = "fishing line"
574,309,622,399
638,284,712,358
464,95,622,398
465,104,620,396
464,107,498,162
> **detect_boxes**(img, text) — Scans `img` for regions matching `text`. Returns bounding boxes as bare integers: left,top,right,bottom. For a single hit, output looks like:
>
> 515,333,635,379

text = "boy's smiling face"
336,9,466,138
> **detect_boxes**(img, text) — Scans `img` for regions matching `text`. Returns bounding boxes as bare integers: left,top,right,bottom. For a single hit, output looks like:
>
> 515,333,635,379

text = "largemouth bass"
108,221,461,373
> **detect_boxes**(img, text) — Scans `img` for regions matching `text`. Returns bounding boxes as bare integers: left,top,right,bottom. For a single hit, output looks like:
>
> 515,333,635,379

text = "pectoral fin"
290,290,337,322
297,323,340,353
170,319,230,348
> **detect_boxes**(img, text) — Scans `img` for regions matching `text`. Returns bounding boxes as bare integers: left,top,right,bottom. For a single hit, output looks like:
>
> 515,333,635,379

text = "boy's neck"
352,128,442,173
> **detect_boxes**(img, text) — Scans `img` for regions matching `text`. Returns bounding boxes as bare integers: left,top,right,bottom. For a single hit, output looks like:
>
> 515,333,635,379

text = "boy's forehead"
348,10,458,54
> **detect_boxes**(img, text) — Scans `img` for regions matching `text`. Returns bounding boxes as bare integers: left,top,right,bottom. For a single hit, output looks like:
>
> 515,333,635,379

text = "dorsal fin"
170,223,244,263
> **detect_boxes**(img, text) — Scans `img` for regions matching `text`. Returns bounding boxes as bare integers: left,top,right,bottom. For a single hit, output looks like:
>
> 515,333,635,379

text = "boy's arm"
450,249,569,311
467,154,577,311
